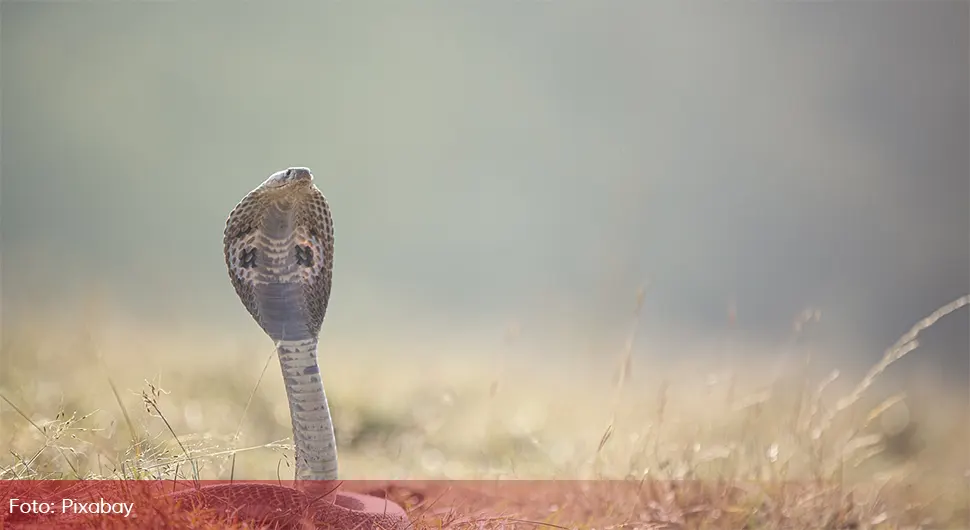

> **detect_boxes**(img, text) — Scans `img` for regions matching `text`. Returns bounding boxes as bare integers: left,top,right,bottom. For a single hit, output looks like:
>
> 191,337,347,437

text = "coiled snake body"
176,168,408,528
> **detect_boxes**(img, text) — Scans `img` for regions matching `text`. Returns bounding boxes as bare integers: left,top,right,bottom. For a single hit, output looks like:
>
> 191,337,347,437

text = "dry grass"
0,295,967,529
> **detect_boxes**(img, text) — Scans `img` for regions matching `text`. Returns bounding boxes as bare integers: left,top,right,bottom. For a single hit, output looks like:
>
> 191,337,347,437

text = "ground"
0,297,967,529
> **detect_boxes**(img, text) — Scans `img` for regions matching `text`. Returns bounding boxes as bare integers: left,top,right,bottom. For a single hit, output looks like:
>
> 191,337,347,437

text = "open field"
1,297,967,529
2,2,967,528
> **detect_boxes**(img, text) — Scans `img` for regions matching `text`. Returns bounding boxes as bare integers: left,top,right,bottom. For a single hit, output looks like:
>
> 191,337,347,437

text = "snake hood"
223,166,334,342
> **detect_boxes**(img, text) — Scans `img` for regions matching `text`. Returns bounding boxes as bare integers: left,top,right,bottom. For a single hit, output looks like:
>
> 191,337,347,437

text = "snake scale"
179,167,409,528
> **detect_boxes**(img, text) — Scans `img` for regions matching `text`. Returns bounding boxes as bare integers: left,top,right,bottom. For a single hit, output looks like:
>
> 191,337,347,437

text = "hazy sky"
2,2,967,380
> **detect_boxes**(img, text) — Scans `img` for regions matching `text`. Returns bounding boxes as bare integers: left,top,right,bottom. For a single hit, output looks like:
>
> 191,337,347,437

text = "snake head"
260,167,314,191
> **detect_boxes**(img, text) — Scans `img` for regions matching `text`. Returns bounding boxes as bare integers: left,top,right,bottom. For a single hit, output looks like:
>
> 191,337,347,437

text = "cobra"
174,167,409,528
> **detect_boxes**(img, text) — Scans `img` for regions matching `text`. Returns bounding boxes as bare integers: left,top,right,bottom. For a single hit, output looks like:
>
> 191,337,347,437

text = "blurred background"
0,1,966,509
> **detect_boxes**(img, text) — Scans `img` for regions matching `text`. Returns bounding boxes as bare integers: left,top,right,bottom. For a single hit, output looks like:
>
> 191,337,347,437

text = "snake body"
223,167,337,480
182,167,408,528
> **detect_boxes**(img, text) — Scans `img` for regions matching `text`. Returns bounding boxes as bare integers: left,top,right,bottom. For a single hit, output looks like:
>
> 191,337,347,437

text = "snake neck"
276,338,338,481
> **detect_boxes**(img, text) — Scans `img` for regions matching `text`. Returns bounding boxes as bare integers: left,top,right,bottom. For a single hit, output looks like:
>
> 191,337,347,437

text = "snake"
178,167,409,528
